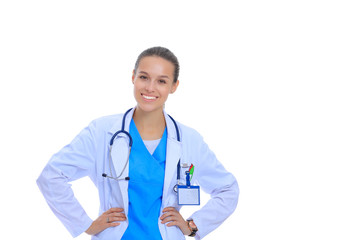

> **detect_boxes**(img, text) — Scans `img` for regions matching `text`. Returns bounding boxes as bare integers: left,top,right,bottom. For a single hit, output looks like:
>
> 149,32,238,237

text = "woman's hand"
160,207,191,236
85,208,126,235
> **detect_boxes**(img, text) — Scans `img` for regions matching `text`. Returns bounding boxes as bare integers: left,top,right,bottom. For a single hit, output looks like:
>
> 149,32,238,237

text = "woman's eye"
139,75,148,80
159,79,166,84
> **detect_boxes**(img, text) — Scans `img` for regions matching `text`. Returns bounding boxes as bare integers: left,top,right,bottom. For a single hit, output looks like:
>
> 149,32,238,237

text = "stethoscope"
102,108,182,193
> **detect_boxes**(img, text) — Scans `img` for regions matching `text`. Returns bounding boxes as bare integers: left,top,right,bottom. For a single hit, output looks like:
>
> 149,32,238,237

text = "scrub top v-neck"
121,119,167,240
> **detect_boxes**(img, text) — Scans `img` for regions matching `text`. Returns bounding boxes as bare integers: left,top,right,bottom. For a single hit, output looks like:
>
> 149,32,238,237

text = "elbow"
229,177,240,212
211,179,239,214
234,179,240,199
36,163,66,195
227,174,240,206
232,180,240,210
36,169,46,192
36,168,52,196
226,180,240,213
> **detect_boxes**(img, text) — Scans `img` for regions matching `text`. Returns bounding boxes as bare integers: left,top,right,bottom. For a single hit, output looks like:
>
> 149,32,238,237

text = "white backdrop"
1,0,359,239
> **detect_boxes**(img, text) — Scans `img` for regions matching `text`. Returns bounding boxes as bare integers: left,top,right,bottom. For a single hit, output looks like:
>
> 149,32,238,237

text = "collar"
108,107,181,143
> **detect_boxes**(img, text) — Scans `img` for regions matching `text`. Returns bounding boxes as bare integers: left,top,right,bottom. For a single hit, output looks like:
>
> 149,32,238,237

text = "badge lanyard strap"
167,114,181,186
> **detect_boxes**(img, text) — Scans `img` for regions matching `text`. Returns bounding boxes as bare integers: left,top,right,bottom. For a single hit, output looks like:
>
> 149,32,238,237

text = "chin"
136,103,164,113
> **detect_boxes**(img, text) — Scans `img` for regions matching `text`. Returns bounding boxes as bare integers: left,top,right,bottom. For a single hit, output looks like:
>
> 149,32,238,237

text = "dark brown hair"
134,46,180,83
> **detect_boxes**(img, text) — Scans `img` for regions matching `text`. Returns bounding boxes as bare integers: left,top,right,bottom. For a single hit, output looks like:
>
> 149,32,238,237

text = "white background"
1,0,359,239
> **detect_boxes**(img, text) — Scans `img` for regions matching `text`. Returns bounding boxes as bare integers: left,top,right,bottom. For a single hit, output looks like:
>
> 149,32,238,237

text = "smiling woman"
132,56,179,118
36,46,239,240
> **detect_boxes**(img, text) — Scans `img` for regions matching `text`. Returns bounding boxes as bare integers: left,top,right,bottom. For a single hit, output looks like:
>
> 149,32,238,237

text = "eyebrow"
138,71,170,79
159,75,170,79
138,71,149,76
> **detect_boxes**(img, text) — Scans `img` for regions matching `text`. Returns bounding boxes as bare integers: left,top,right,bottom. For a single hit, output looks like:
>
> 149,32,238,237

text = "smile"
141,94,157,100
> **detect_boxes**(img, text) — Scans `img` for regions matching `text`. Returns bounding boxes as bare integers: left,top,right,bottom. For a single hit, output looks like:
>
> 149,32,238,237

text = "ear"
170,80,180,94
132,70,135,84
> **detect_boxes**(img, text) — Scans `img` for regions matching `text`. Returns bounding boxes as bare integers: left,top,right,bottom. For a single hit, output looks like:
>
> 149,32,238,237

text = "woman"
37,46,239,239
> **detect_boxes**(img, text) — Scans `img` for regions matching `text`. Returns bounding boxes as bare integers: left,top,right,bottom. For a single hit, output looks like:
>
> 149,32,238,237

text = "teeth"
143,95,156,100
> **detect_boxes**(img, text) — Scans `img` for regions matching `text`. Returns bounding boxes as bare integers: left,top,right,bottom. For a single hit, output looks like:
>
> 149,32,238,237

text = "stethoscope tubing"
103,108,182,192
167,114,181,187
103,108,133,181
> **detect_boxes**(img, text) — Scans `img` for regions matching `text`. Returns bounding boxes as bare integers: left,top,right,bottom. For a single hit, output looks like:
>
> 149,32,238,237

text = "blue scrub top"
122,119,167,240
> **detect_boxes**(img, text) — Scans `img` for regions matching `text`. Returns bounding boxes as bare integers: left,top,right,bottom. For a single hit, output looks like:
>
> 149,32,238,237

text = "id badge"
177,185,200,205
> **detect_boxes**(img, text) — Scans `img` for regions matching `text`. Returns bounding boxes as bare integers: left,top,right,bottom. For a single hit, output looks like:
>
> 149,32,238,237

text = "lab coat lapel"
162,112,182,205
107,108,135,214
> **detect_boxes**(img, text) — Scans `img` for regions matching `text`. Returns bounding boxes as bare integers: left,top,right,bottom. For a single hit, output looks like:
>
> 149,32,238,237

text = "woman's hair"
134,46,180,83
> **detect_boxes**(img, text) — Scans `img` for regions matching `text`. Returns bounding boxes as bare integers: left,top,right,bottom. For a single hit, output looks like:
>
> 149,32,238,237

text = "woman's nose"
145,80,155,92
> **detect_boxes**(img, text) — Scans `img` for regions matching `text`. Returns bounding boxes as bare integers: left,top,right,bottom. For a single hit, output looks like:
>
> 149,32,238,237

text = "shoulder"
91,113,123,125
176,121,204,143
88,113,124,133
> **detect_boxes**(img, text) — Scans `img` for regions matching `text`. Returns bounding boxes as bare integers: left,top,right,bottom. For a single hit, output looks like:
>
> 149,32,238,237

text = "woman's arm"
186,131,240,239
36,121,98,237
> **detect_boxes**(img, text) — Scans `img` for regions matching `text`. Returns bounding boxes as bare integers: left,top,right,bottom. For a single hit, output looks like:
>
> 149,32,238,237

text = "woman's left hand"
160,207,191,236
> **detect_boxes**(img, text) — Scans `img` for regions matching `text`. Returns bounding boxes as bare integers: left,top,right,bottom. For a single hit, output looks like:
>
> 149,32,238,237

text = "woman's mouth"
141,94,157,101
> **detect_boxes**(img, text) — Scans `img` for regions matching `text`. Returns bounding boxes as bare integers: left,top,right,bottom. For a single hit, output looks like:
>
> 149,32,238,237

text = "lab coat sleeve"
36,121,98,237
188,132,239,240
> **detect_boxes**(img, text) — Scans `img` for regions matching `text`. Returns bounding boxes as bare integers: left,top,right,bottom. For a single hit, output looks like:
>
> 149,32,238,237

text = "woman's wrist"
186,220,198,237
180,219,192,235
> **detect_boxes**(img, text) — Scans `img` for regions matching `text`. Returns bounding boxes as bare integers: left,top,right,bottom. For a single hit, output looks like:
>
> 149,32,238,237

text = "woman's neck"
133,106,166,140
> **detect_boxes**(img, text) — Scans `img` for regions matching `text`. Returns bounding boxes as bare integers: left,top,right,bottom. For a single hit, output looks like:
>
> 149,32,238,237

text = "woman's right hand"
85,208,126,235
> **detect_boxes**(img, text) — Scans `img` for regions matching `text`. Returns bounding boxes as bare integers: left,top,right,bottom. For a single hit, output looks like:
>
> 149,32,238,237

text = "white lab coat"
37,108,239,239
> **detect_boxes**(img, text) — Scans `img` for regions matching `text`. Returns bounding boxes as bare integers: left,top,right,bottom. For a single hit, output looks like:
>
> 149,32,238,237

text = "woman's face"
132,56,179,113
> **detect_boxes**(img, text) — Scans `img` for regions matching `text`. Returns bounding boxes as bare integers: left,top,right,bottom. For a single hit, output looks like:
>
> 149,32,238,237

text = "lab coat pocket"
179,165,189,185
